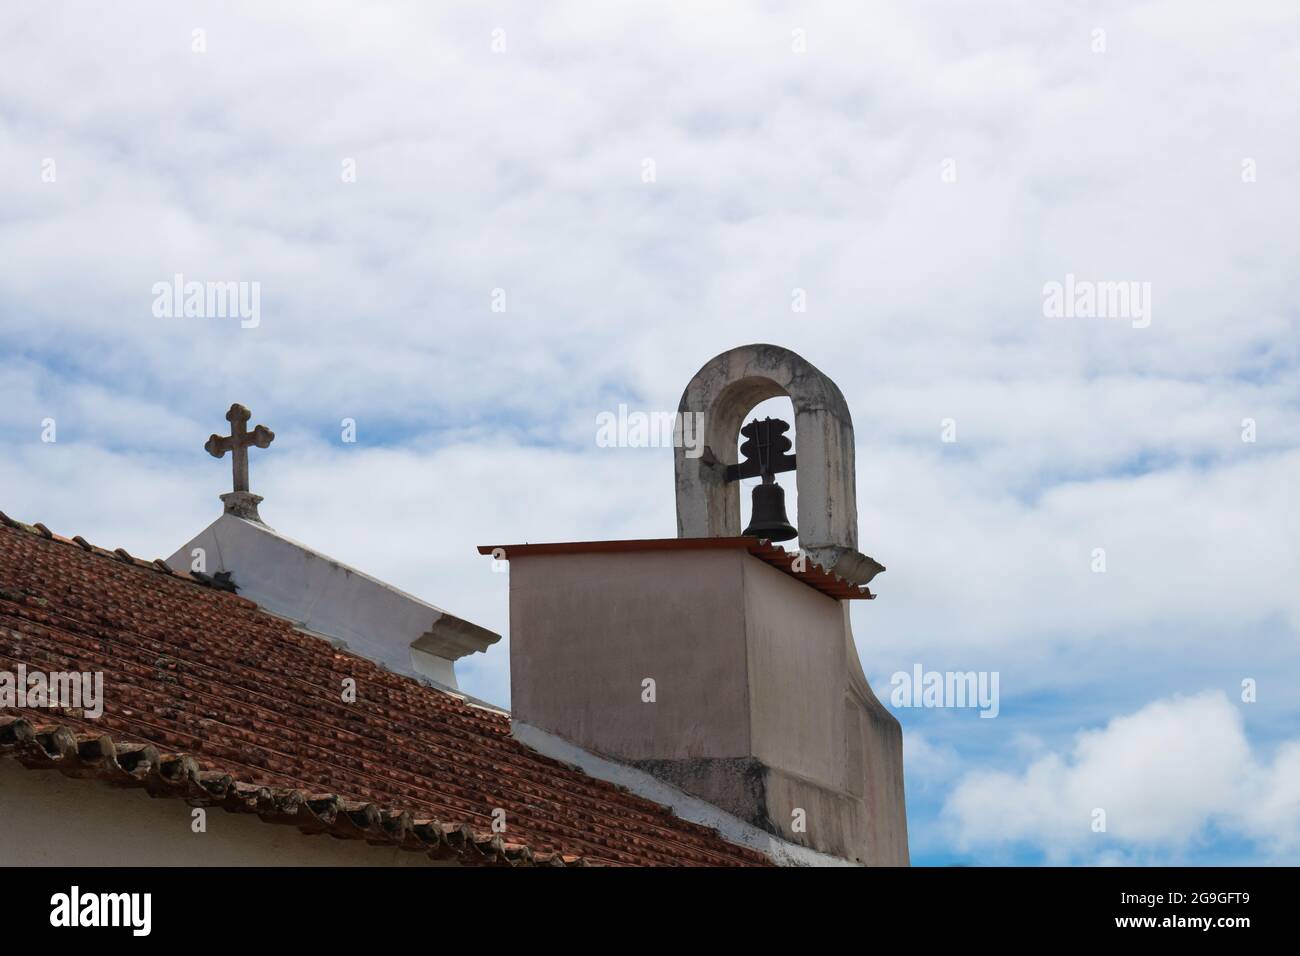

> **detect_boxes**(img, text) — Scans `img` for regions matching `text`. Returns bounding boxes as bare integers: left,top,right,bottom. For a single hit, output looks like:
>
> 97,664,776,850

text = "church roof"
0,513,768,866
168,512,501,687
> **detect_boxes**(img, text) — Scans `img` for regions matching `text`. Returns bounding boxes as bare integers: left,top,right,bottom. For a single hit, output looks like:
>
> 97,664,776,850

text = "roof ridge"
0,510,241,597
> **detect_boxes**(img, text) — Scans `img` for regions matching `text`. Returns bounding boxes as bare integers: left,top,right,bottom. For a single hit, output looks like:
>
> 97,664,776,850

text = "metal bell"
742,476,797,542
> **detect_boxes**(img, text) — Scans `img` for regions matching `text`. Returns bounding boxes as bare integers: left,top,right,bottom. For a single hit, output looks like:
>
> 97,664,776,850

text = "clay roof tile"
0,516,768,867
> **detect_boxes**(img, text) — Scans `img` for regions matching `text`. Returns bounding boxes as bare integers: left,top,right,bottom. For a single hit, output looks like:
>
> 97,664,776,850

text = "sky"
1,1,1298,866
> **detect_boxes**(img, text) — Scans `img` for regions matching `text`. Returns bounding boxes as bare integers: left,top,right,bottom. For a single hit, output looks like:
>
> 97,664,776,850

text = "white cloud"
943,691,1300,862
903,731,963,791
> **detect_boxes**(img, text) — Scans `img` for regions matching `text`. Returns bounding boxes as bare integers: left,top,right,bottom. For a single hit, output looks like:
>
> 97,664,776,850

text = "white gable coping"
168,513,500,687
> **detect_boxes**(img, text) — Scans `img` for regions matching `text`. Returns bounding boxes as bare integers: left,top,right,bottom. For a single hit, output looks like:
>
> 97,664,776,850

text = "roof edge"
478,537,875,600
0,510,248,598
0,714,586,868
512,722,858,867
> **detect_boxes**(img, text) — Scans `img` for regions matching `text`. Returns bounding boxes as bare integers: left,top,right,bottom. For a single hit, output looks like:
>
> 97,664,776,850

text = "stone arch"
673,343,884,584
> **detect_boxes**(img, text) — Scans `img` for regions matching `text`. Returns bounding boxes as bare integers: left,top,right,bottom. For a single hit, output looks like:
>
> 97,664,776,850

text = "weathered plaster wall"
509,549,753,761
740,559,908,864
742,556,847,783
0,759,450,866
513,722,856,867
506,547,909,865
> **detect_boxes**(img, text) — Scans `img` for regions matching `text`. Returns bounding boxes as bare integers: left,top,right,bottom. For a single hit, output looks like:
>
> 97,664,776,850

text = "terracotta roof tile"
478,537,876,600
0,517,769,866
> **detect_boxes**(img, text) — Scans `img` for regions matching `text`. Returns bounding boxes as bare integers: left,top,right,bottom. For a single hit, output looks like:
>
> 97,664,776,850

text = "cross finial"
205,403,274,521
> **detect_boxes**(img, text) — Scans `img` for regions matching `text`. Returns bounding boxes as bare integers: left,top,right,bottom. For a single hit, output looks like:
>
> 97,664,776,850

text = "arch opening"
673,343,885,586
736,395,799,549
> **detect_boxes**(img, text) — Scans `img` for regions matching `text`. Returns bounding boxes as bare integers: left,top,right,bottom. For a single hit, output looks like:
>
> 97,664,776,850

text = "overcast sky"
2,1,1298,866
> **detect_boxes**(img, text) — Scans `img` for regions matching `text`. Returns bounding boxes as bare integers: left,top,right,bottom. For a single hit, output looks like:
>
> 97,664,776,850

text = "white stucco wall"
0,759,451,866
167,513,499,688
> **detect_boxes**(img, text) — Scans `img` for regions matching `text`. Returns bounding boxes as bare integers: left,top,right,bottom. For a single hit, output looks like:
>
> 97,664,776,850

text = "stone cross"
205,403,274,520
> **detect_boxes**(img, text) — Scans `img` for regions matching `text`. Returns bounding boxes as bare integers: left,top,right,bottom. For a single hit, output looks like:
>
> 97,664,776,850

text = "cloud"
943,691,1300,862
2,1,1298,864
903,731,963,791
